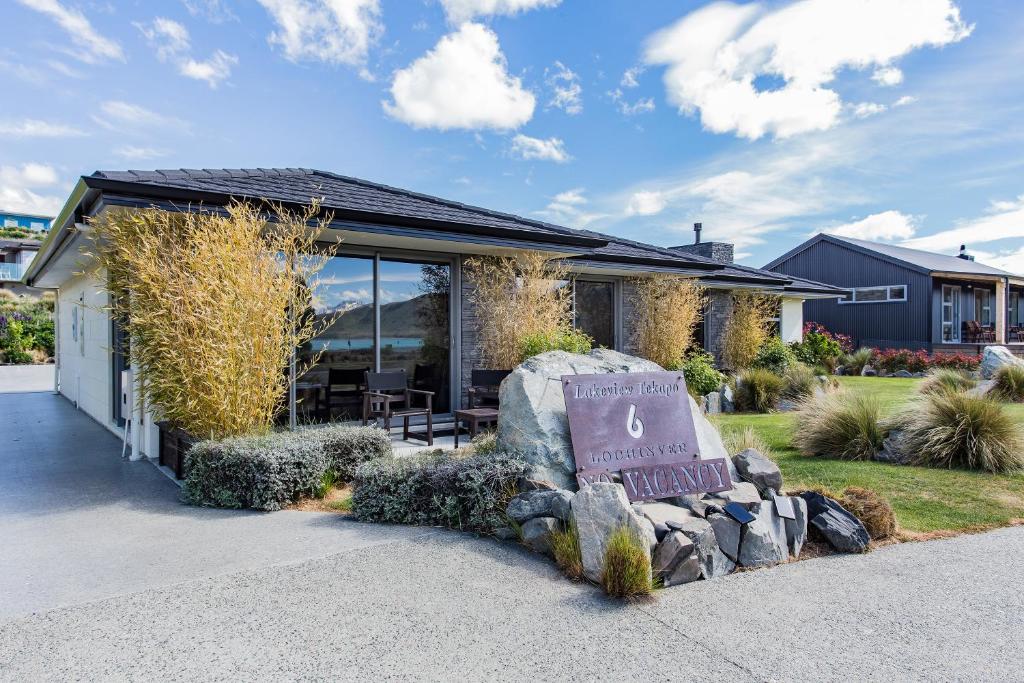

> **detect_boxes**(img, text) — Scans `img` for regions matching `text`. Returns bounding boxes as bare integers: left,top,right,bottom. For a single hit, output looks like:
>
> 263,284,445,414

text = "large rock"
708,513,741,562
497,349,738,489
636,502,699,529
784,496,808,559
738,501,789,568
652,531,701,587
875,430,912,465
506,490,566,523
720,385,735,413
799,491,870,553
670,516,735,579
571,482,656,583
704,392,721,415
521,517,560,555
705,482,763,511
733,449,783,495
981,346,1024,379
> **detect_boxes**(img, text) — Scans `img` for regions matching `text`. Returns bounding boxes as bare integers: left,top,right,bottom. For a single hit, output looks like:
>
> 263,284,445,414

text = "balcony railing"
0,262,27,281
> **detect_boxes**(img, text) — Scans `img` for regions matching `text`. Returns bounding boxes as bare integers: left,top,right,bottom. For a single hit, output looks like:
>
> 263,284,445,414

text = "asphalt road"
2,524,1023,682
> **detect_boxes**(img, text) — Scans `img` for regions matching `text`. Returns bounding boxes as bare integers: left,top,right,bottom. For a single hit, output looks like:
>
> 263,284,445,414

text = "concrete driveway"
0,391,428,619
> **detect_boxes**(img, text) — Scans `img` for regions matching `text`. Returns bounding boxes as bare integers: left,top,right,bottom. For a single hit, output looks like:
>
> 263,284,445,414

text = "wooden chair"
963,320,981,343
362,369,434,445
467,369,511,408
327,367,368,420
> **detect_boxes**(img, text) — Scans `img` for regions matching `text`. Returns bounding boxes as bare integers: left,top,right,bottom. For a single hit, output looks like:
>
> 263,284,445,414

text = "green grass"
716,376,1024,534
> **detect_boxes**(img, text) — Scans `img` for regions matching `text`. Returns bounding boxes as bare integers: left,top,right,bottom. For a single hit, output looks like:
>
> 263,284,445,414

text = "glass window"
840,285,908,304
975,289,992,325
573,280,615,349
3,219,16,228
856,287,888,302
30,221,44,230
1011,292,1021,327
889,286,906,300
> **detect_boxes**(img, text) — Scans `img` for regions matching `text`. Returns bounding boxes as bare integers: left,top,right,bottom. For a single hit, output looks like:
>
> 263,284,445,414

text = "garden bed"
716,376,1024,535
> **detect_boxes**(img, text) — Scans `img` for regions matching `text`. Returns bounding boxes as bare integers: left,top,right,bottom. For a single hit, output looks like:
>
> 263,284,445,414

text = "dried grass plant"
722,291,777,370
629,275,705,369
85,201,337,439
463,250,571,369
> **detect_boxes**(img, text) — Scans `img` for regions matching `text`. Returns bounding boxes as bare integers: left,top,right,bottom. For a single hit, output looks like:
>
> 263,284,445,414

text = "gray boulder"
861,365,878,377
875,430,912,465
892,369,914,378
521,517,561,555
708,513,741,562
497,349,738,489
652,531,701,587
720,384,735,413
636,502,699,530
784,496,808,559
733,449,783,496
799,491,870,553
507,490,564,523
738,501,789,567
670,515,735,579
981,346,1024,379
550,489,574,522
704,391,721,415
705,481,763,511
967,380,996,399
571,482,656,583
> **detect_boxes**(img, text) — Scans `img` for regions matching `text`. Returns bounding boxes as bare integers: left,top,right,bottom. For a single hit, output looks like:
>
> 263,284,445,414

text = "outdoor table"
294,382,324,421
453,408,500,447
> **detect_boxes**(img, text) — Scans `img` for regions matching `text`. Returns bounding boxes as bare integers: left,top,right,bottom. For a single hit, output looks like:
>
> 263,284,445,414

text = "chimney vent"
694,222,702,245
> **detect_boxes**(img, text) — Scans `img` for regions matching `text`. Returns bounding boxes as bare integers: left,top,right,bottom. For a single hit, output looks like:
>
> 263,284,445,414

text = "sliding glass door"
942,285,961,342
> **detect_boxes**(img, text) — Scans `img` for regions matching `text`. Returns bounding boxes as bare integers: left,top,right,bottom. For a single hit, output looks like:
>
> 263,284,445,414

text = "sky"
2,0,1023,273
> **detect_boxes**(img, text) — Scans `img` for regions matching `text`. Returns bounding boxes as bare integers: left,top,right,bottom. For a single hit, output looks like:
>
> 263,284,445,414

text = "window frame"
838,284,909,305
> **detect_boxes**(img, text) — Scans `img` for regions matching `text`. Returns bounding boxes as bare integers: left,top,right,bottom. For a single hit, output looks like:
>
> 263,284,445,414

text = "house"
0,237,42,294
765,233,1024,354
0,209,52,234
24,168,843,461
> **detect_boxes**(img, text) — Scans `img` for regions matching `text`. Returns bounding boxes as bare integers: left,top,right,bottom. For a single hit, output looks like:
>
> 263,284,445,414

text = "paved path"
2,393,1022,680
0,364,53,393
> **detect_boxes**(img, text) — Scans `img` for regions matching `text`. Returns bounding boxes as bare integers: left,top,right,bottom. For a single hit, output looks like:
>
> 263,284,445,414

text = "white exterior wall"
57,271,117,436
780,297,805,343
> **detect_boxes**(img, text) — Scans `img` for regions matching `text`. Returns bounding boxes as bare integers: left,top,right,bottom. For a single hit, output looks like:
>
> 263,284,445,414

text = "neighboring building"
0,237,42,294
0,209,52,233
765,233,1024,353
25,168,843,459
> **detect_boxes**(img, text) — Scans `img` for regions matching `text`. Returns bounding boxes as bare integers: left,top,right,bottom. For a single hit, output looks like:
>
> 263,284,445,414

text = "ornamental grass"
793,389,884,461
601,525,652,598
550,523,584,581
892,392,1024,474
86,201,337,439
992,364,1024,402
919,368,977,396
722,291,777,371
629,274,705,369
734,367,786,413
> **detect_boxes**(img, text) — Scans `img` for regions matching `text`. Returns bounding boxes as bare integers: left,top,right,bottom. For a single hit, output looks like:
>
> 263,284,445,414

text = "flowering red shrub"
870,348,980,373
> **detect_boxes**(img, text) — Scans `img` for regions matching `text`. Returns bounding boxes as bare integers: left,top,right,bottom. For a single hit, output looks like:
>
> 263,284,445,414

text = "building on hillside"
765,233,1024,354
0,209,52,234
0,237,43,294
25,168,843,462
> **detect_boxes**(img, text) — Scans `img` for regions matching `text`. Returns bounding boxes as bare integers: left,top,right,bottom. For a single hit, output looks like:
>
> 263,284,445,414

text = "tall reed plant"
629,275,705,369
722,292,777,370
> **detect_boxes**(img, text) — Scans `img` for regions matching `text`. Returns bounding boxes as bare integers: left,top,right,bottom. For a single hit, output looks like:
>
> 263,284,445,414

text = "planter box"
158,422,197,480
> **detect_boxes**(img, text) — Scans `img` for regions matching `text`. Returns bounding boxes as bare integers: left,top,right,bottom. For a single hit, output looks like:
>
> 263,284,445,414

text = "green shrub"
734,368,786,413
550,523,584,580
305,424,391,480
0,318,35,364
841,348,873,375
781,363,817,399
794,390,884,461
183,431,329,511
893,393,1024,473
992,364,1024,402
791,327,843,372
679,350,725,397
919,368,977,396
752,336,796,374
601,525,652,598
351,450,529,534
520,327,593,359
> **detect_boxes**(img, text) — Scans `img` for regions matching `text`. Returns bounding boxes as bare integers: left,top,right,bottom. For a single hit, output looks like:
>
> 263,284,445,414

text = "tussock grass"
782,363,817,399
720,424,776,460
87,201,337,439
919,368,977,396
601,526,652,598
550,523,584,580
629,275,705,369
794,390,884,461
840,487,896,540
734,368,786,413
992,364,1024,402
722,291,778,371
842,347,874,375
463,251,572,369
893,392,1024,473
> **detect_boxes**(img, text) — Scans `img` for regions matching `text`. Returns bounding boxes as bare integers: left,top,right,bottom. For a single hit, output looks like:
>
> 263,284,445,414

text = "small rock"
720,385,735,413
738,501,788,568
861,365,878,377
517,477,557,492
670,494,710,518
704,391,721,415
506,490,563,523
671,516,735,579
835,365,846,376
892,369,913,378
733,449,783,496
550,490,574,522
637,502,699,529
521,517,561,555
799,491,870,553
572,482,656,583
494,526,518,541
708,513,741,562
653,531,701,587
784,496,808,559
705,481,763,511
875,430,912,465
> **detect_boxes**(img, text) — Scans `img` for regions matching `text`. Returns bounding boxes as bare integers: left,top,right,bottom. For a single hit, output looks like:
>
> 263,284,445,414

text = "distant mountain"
317,293,447,339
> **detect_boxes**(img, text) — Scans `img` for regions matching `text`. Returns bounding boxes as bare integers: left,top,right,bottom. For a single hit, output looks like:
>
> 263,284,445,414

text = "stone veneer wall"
671,242,735,264
704,290,734,363
459,255,483,409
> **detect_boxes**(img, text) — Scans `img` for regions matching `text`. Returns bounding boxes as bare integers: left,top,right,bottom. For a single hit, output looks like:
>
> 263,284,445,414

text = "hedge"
182,424,391,511
351,450,529,533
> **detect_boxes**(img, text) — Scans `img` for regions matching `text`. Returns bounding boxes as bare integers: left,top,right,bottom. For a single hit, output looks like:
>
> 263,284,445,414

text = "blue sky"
2,0,1022,272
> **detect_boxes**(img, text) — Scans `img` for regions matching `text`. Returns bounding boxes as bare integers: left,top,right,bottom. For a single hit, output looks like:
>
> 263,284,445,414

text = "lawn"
715,376,1024,536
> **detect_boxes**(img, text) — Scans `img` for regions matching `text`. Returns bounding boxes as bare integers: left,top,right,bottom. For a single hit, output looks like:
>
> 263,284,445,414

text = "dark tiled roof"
87,168,603,246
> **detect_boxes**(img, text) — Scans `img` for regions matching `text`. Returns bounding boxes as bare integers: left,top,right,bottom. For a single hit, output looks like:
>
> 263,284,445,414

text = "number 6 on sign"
626,404,644,439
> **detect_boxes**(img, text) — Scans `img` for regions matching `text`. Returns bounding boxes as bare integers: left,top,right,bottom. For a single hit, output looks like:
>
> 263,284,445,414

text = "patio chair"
327,367,368,420
963,320,981,343
362,369,434,445
467,369,511,408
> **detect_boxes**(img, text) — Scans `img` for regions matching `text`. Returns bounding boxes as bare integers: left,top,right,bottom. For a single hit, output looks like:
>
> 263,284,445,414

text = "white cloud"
182,0,238,23
0,119,86,138
983,247,1024,276
509,134,570,163
0,163,63,215
16,0,124,64
180,50,238,88
851,101,887,118
92,101,188,132
546,61,582,115
256,0,382,70
114,145,169,161
872,65,904,86
609,89,655,116
901,194,1024,253
384,23,535,131
536,187,605,227
439,0,560,24
643,0,972,140
136,17,190,61
621,65,644,88
894,95,917,107
626,190,667,216
826,210,918,241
